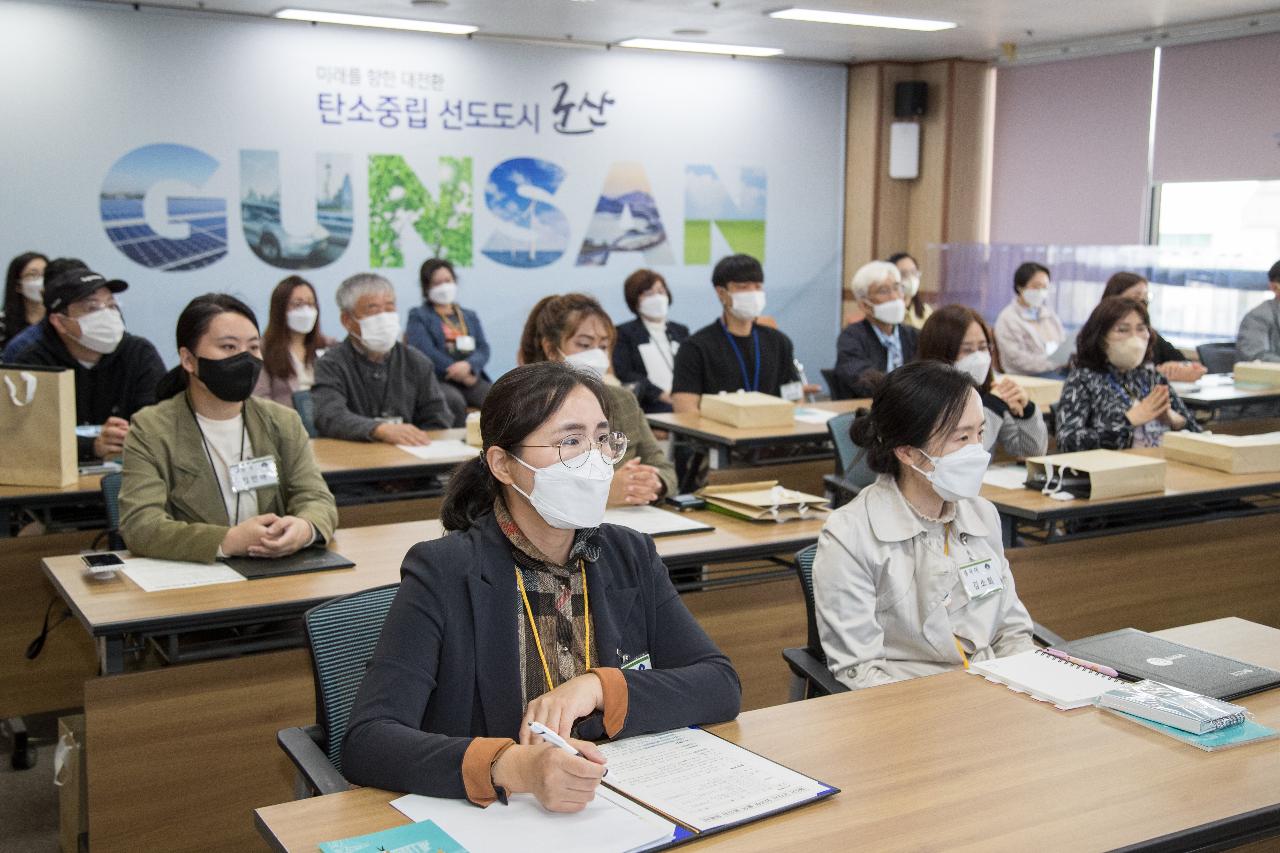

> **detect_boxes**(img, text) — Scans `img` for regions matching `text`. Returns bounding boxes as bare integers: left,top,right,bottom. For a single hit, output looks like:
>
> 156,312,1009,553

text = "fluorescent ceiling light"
274,9,478,34
769,8,956,32
616,38,783,57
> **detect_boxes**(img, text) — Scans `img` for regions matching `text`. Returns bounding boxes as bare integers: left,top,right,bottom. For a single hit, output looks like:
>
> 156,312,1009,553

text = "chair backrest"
1196,342,1241,374
794,543,825,661
827,411,857,475
292,389,318,438
101,471,124,550
821,367,843,400
303,583,400,773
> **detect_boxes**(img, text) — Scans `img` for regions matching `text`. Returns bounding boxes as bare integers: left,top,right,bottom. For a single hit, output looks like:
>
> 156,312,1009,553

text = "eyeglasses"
70,300,119,316
516,431,629,469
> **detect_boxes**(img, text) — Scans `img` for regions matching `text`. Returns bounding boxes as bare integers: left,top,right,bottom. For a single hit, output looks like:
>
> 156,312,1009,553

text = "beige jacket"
994,301,1066,375
813,475,1035,691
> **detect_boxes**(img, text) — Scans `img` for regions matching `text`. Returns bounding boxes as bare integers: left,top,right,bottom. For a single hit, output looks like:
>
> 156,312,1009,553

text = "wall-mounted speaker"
893,81,927,118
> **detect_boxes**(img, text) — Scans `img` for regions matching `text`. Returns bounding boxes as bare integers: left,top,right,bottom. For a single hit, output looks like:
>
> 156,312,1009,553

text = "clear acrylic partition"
929,243,1274,348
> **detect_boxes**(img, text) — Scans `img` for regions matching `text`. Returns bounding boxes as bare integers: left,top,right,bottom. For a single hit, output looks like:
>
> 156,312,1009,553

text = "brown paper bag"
700,391,795,428
1233,360,1280,388
697,480,829,522
0,366,77,487
1024,449,1165,500
1162,430,1280,474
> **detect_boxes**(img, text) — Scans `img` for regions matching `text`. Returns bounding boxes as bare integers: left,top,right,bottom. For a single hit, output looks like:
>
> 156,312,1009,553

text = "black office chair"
821,367,844,401
277,583,400,797
292,389,318,438
781,544,849,700
101,471,125,551
1196,342,1241,375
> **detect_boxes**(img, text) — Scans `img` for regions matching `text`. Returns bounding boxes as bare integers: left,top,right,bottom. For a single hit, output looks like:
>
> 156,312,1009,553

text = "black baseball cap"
44,268,128,313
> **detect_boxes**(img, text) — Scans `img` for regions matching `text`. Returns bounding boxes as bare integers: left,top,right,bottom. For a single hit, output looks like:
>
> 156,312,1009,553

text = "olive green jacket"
119,392,338,563
605,383,677,499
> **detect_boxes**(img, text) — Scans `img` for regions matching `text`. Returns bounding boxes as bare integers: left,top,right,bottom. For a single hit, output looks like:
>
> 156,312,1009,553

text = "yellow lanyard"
944,522,966,668
514,559,591,692
439,305,469,337
954,636,970,670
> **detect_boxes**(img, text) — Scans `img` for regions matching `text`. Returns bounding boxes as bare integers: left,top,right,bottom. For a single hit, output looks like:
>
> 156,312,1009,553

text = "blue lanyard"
1106,372,1150,406
720,321,761,392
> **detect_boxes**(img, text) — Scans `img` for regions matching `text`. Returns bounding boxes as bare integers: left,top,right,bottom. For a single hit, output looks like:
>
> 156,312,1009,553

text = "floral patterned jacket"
1056,364,1201,452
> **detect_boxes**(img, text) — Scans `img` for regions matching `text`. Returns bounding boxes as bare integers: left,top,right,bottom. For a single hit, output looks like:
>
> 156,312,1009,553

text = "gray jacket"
982,394,1048,459
312,338,452,440
1237,297,1280,363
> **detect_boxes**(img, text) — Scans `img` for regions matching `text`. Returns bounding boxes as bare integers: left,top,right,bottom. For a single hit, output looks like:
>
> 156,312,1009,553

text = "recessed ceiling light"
617,38,783,57
672,28,709,36
768,8,957,32
274,9,478,34
409,0,448,7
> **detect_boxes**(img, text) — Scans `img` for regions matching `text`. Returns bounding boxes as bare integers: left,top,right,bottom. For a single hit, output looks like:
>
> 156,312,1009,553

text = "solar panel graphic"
101,196,228,271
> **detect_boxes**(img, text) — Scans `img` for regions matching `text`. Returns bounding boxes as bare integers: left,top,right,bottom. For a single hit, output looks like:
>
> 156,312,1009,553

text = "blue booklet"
1101,707,1279,752
319,818,468,853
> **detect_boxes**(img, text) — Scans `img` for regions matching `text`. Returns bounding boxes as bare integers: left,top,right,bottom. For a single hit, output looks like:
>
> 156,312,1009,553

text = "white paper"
119,558,246,592
793,407,837,425
636,342,674,394
396,439,481,462
1045,334,1076,369
597,727,830,833
982,463,1029,490
390,785,674,853
603,505,713,536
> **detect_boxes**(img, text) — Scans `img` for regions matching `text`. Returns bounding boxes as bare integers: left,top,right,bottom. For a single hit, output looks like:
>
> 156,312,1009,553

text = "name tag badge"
958,557,1003,599
780,381,804,402
620,653,652,672
455,335,476,354
229,455,279,494
375,415,404,425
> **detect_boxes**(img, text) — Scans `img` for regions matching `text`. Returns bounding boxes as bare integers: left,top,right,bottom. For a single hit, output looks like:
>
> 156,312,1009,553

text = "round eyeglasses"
516,431,629,469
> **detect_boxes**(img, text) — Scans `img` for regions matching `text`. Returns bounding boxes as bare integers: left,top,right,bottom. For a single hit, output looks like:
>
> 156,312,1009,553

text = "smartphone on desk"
665,493,705,511
82,552,124,580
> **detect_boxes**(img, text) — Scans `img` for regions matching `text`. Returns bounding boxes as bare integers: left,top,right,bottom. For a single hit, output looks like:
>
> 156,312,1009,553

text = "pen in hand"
528,721,608,777
1043,648,1120,678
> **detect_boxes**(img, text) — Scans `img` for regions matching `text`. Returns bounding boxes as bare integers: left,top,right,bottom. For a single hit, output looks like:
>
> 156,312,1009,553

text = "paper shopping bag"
1162,430,1280,475
0,366,77,487
1024,449,1165,500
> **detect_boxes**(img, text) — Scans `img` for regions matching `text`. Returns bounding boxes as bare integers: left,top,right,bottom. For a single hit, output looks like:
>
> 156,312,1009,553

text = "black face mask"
196,352,263,403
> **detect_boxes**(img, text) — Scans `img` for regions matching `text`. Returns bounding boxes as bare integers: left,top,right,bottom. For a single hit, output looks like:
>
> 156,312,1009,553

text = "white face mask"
1022,288,1049,308
511,449,615,530
955,350,992,386
638,293,669,322
729,290,766,321
901,275,920,300
73,307,126,355
563,347,610,379
357,311,400,354
870,297,906,326
911,443,991,503
1106,335,1147,371
286,306,318,335
20,277,43,303
427,282,457,307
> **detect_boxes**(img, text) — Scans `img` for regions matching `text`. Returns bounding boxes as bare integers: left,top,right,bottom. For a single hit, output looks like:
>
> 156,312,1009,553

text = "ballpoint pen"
1043,647,1120,678
528,721,608,776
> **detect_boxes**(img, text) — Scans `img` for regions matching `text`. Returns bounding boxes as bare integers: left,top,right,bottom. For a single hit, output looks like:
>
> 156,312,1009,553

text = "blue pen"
528,721,607,777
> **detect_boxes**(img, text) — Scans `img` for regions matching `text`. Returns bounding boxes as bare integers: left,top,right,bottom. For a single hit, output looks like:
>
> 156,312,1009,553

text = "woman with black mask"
119,293,337,562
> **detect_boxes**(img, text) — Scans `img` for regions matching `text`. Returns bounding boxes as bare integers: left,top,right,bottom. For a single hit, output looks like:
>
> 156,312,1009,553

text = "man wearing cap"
7,263,165,461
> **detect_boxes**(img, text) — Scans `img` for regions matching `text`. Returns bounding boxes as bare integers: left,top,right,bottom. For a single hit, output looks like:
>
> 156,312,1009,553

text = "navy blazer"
612,317,691,412
342,511,741,799
405,304,491,381
833,318,919,399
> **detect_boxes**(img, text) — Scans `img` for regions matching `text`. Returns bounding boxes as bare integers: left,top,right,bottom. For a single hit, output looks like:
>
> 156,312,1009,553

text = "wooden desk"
648,399,868,468
981,447,1280,546
1178,375,1280,418
255,618,1280,853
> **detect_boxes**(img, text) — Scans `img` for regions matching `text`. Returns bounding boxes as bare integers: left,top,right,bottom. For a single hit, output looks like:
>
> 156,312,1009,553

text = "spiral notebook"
969,649,1126,710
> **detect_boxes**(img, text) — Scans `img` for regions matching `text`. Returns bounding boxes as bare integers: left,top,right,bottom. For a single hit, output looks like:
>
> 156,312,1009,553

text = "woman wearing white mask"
833,260,920,399
887,252,933,330
612,269,690,413
254,276,336,408
917,305,1047,458
1056,297,1199,452
2,251,47,349
519,293,676,505
814,361,1036,691
405,258,492,427
343,362,740,808
994,261,1066,376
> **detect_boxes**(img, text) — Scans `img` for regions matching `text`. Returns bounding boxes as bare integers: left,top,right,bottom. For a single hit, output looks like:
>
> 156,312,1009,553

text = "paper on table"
391,786,674,853
982,463,1029,490
396,439,481,462
119,558,246,593
603,505,713,537
1045,334,1076,369
597,727,831,833
793,407,838,425
637,342,674,395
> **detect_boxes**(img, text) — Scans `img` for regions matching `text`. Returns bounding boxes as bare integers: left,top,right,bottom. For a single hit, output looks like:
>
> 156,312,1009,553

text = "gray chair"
101,471,125,551
827,410,875,496
781,544,849,700
1196,342,1241,375
292,389,318,438
277,583,399,797
820,367,843,400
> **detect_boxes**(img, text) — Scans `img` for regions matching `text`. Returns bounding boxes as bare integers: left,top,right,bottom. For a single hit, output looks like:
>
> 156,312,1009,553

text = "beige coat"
813,475,1034,690
120,392,338,562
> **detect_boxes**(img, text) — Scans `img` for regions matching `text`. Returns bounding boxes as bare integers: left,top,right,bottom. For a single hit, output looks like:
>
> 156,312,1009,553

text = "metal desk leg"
1000,512,1017,548
98,635,125,675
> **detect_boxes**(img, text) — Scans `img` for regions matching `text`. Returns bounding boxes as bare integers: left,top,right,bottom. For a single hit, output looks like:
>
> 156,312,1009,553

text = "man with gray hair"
832,260,919,398
312,272,454,443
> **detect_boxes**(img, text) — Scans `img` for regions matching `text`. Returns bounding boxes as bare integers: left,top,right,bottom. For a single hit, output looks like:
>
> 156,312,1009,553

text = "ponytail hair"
156,293,259,399
440,361,611,531
849,360,975,478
